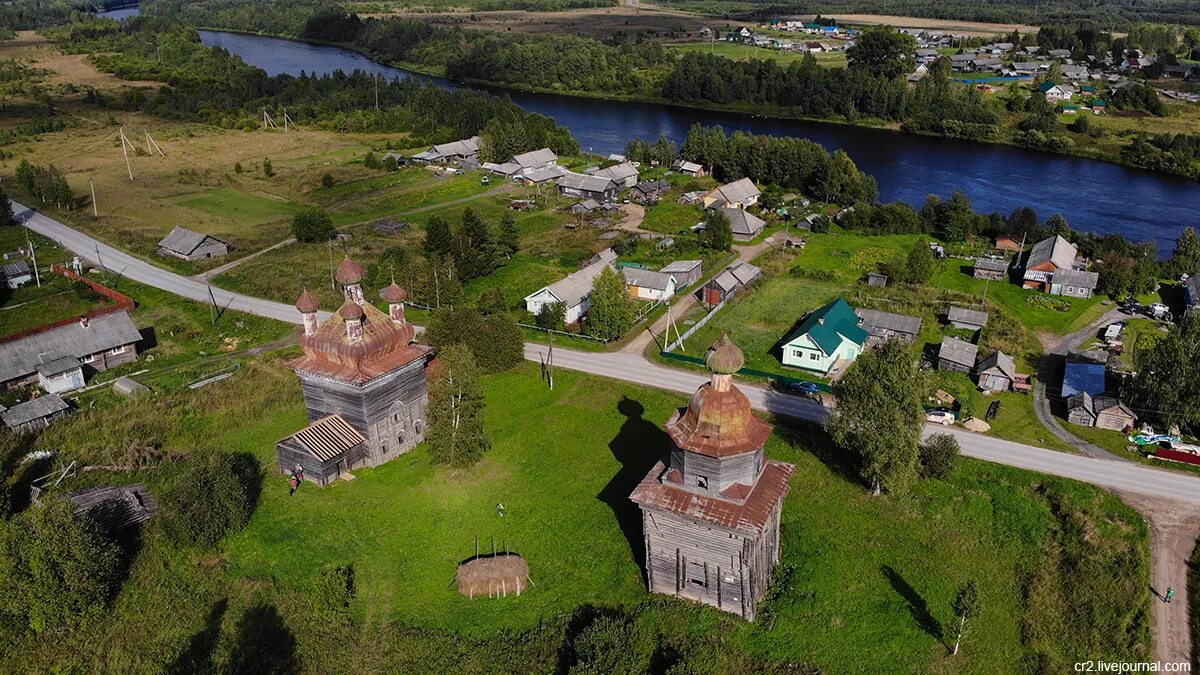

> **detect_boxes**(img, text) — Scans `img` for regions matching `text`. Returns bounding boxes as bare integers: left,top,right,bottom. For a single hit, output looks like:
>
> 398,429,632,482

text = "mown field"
664,40,849,68
2,359,1151,672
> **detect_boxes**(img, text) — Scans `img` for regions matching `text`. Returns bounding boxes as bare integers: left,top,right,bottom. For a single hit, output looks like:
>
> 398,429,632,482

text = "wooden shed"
976,351,1016,392
276,414,368,487
938,337,978,374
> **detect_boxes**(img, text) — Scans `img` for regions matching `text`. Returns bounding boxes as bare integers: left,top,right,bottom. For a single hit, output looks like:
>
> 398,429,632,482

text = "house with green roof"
779,298,869,375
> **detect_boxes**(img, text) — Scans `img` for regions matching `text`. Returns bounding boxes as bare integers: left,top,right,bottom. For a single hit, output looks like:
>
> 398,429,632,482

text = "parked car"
926,410,955,426
787,381,822,398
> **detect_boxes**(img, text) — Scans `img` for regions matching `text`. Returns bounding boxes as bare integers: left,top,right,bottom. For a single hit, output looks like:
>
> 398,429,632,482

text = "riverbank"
188,24,1197,187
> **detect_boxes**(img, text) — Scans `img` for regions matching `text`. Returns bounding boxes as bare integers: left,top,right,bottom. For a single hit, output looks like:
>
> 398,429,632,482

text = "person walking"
1166,587,1176,604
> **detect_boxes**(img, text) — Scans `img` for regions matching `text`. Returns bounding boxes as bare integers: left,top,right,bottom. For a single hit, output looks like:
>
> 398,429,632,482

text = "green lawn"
665,41,847,68
8,361,1151,672
174,187,302,226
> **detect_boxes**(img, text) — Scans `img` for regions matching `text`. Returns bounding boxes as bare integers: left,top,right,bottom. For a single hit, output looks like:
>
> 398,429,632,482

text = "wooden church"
630,335,795,621
276,257,430,486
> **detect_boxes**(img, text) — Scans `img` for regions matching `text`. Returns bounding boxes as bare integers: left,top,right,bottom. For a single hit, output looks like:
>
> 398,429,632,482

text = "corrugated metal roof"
2,261,30,278
622,267,675,292
1028,235,1077,271
0,311,141,383
283,414,365,462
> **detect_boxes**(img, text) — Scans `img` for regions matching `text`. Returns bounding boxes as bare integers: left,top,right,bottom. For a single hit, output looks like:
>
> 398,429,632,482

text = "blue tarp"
1062,361,1106,398
955,76,1034,84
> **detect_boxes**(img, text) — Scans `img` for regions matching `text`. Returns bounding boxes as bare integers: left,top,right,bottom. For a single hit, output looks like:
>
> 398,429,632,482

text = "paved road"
14,200,310,325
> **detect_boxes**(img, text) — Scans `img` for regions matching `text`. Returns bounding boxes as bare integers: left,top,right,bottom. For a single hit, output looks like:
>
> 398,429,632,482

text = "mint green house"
780,298,869,375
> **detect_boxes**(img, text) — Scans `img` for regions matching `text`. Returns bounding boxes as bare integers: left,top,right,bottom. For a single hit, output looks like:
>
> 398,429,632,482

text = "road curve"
13,200,308,325
18,200,1200,504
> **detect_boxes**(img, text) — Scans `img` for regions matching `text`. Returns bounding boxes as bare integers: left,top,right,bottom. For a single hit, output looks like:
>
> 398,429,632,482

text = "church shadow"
599,397,671,580
225,603,298,674
881,566,944,644
167,598,228,675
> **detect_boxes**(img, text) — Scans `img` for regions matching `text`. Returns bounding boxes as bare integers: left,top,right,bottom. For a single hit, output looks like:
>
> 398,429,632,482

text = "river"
100,7,1198,251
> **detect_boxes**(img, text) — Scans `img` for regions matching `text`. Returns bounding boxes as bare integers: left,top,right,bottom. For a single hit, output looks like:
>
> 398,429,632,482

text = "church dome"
705,334,744,374
293,299,422,384
335,256,364,284
338,299,364,319
666,336,769,458
295,288,319,313
381,282,408,303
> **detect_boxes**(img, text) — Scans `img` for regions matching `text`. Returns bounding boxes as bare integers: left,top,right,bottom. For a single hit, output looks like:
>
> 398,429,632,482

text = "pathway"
192,236,296,281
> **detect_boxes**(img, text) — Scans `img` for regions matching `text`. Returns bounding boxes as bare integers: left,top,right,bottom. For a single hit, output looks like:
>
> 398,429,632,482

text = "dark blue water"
94,11,1199,252
96,6,139,21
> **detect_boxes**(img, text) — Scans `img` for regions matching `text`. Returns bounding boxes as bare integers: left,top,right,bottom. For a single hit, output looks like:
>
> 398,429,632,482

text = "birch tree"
951,580,980,655
427,344,490,466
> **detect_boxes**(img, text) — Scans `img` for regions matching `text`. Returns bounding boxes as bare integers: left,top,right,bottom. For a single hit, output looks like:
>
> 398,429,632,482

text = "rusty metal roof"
666,380,771,458
291,301,427,384
281,414,365,462
631,460,795,535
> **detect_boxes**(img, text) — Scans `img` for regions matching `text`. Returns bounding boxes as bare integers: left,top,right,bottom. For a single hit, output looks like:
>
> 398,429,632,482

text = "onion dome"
295,288,320,313
335,256,364,285
705,334,744,375
381,282,408,304
338,299,364,320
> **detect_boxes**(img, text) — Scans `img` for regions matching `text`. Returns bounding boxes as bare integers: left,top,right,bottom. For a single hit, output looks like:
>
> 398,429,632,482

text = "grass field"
173,186,302,226
3,359,1151,671
665,40,848,68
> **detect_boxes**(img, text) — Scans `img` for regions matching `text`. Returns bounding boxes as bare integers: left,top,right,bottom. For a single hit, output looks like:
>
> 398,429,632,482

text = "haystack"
456,554,531,599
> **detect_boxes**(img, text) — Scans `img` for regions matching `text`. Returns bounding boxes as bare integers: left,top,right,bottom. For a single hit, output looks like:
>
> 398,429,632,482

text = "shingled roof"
630,460,795,535
281,414,366,462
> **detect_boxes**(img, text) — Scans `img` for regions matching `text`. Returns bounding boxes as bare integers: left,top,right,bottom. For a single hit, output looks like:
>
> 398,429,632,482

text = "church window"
696,475,709,489
686,561,706,588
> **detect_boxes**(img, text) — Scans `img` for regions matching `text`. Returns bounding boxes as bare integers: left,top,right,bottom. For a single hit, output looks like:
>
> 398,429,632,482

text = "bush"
292,207,336,243
425,307,524,374
919,433,960,479
321,172,335,188
568,614,656,674
262,158,274,177
159,450,261,549
1068,114,1091,134
535,301,567,330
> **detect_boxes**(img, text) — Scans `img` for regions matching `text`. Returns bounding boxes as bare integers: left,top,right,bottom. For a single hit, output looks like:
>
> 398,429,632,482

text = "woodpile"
455,554,531,599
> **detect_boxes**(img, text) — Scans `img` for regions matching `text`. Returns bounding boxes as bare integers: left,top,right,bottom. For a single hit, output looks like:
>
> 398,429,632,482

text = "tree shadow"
225,603,298,675
598,397,671,579
770,415,865,490
167,598,228,675
228,451,264,519
881,566,944,644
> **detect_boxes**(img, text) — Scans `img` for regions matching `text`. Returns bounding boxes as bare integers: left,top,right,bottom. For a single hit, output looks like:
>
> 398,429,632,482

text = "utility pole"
25,232,40,287
94,244,106,279
327,239,335,290
118,127,134,181
547,332,554,390
206,276,217,325
90,178,98,217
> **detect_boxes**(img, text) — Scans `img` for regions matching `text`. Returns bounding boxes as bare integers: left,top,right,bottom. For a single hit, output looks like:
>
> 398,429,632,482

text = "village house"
671,160,706,177
631,337,795,621
589,162,639,189
512,148,559,175
622,267,677,302
976,351,1017,392
1039,82,1075,104
947,307,989,332
1023,235,1084,292
570,199,613,215
1067,392,1136,431
704,261,761,305
481,161,523,177
973,257,1008,281
938,337,978,374
279,261,431,487
556,172,618,202
412,136,481,164
157,226,229,261
1,393,69,434
994,234,1024,251
1048,268,1099,299
0,311,141,391
719,206,766,241
661,260,703,288
855,308,922,346
780,298,869,374
631,179,670,203
702,177,760,209
524,249,617,324
2,261,32,289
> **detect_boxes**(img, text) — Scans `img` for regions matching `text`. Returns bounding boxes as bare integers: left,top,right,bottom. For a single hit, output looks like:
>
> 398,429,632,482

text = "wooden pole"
119,128,133,182
90,178,98,217
25,232,40,287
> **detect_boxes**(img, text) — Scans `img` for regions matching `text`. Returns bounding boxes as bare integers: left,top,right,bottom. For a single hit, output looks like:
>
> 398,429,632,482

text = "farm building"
35,355,85,394
976,351,1017,392
157,227,229,261
702,178,760,209
866,272,888,287
622,267,677,302
524,249,617,324
412,136,480,164
631,179,671,203
64,484,158,534
661,260,703,288
938,337,978,373
523,165,567,185
281,260,431,486
947,307,989,331
589,162,639,189
631,337,795,621
671,160,706,177
1021,235,1094,296
855,308,922,346
276,414,368,487
556,172,618,201
482,161,522,177
719,207,766,241
0,393,69,434
0,311,141,391
512,148,559,173
1067,392,1136,431
973,257,1008,281
1048,269,1099,299
2,261,32,289
994,234,1023,251
780,298,869,374
1062,351,1107,399
704,261,761,305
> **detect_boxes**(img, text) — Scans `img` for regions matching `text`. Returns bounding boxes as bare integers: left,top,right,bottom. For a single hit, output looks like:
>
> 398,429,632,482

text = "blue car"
787,381,822,395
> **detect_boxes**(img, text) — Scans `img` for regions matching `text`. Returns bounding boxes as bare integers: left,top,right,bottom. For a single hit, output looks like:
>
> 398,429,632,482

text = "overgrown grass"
173,186,302,225
3,360,1151,672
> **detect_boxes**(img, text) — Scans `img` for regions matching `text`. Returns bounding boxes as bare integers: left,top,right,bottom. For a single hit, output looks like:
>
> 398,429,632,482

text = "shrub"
159,450,261,548
321,172,335,188
536,301,567,330
292,207,336,243
262,158,274,177
919,433,960,479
